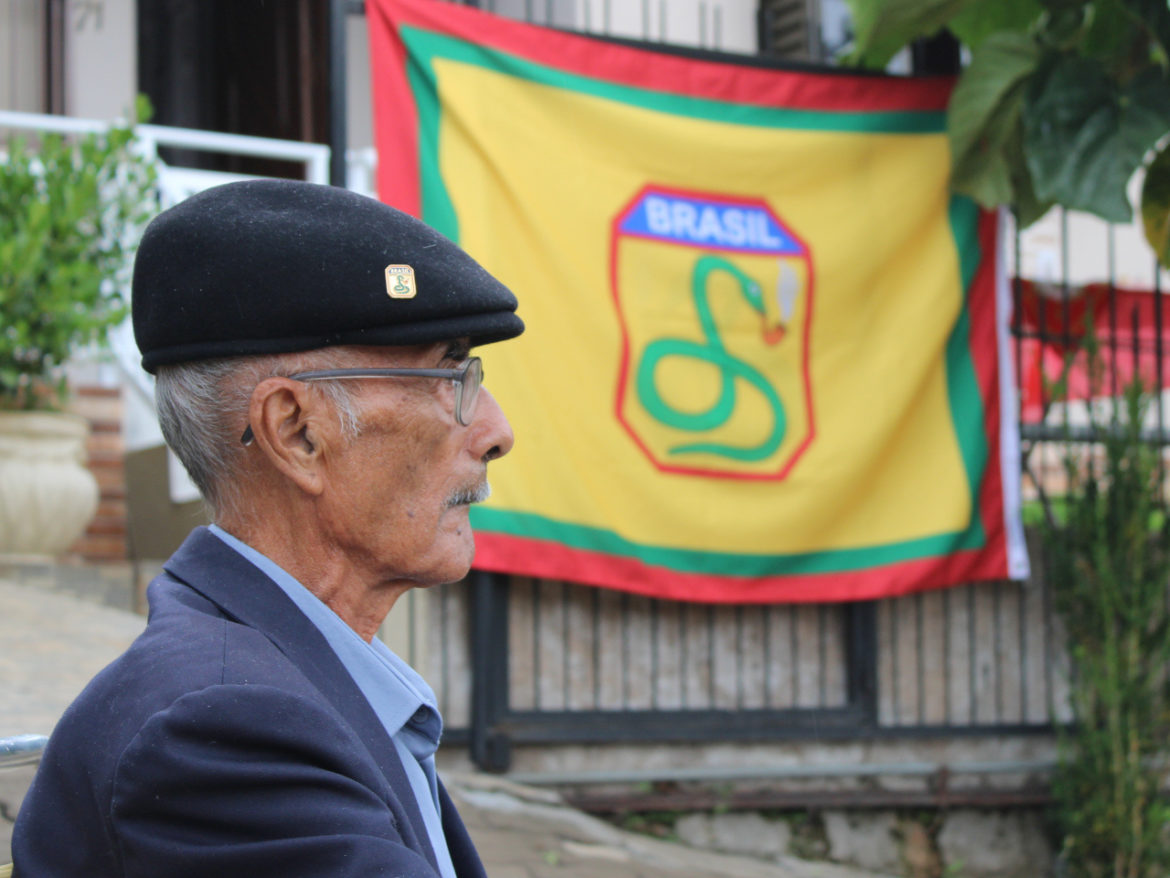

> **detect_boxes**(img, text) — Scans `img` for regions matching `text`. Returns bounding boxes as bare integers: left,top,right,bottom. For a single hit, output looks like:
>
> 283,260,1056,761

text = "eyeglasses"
240,356,484,445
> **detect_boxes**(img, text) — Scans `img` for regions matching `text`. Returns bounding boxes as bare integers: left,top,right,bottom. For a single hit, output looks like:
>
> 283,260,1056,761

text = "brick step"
87,463,125,477
92,468,125,494
71,402,122,422
69,533,127,562
86,518,128,537
88,461,123,473
85,440,125,461
89,493,127,514
94,495,126,513
86,439,125,459
75,385,121,398
70,383,128,563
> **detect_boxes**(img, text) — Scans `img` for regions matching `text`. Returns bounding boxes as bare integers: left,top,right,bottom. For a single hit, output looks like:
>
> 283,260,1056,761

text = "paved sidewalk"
0,580,146,739
0,575,891,878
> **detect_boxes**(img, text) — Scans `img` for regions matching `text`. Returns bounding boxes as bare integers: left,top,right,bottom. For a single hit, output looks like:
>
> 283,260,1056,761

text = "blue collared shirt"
208,524,456,878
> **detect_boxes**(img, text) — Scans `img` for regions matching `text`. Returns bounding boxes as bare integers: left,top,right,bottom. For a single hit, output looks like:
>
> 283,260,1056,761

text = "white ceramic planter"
0,411,99,556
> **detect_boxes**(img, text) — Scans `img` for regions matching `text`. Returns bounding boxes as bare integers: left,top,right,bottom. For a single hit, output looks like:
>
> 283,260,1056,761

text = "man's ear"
246,378,333,495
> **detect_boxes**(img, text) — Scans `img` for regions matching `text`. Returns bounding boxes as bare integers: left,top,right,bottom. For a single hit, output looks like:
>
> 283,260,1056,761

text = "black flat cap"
132,179,523,373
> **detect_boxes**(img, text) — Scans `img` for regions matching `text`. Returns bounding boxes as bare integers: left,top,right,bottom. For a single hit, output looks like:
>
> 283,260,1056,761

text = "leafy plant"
842,0,1170,263
1041,372,1170,877
0,95,157,410
616,809,683,840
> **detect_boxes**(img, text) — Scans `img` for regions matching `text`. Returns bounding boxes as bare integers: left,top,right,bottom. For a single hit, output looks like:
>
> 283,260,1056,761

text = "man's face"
316,340,513,587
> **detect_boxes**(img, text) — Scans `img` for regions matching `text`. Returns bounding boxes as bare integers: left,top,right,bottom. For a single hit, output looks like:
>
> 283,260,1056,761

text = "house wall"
0,0,46,112
64,0,136,119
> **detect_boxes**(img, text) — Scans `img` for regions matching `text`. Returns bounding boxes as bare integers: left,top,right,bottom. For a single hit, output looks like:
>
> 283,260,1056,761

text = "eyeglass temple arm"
239,359,479,445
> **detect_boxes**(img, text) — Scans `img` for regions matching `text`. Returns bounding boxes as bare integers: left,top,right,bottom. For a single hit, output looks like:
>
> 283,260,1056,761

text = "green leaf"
1140,142,1170,270
1024,57,1170,222
1081,0,1149,69
134,93,154,124
1008,120,1055,226
842,0,975,68
1040,3,1091,49
0,96,157,408
1117,0,1170,62
948,0,1043,52
948,33,1044,208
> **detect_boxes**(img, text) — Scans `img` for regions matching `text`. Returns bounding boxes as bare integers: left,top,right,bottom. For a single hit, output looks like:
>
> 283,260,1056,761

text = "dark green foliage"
0,97,157,410
842,0,973,69
1023,58,1170,223
946,33,1044,221
1043,379,1170,877
842,0,1170,267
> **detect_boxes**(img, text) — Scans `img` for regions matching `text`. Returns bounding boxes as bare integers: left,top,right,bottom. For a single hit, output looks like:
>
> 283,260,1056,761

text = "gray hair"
154,349,363,521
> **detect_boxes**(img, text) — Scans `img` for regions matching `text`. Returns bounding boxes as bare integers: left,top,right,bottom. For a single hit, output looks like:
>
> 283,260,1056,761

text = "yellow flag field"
368,0,1029,603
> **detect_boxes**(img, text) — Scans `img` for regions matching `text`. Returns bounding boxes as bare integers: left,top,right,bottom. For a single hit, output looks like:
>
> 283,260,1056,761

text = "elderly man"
12,180,522,877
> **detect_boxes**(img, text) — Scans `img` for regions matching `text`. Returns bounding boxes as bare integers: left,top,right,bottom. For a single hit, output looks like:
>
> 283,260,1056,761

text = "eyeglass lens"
458,358,483,426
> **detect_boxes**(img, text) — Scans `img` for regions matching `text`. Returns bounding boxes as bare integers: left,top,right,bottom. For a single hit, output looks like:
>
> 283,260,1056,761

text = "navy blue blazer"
13,527,486,878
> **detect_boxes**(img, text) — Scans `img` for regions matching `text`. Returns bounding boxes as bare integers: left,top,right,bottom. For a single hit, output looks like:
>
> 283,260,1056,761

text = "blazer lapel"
163,527,440,873
438,779,487,878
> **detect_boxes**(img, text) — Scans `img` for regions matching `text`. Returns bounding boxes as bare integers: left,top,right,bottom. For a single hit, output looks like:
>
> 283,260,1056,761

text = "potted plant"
0,99,157,555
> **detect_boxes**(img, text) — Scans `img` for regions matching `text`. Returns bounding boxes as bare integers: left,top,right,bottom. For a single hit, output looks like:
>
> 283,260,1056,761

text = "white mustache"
446,481,491,508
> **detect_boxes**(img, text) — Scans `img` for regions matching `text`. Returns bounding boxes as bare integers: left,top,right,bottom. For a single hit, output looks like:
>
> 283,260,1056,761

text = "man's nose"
473,388,514,462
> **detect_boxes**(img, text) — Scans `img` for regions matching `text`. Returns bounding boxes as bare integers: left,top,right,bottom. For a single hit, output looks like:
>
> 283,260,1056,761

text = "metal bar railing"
0,734,48,769
1021,422,1170,445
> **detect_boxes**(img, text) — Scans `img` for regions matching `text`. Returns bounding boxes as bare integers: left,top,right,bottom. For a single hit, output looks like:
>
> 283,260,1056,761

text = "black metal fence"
423,570,1062,771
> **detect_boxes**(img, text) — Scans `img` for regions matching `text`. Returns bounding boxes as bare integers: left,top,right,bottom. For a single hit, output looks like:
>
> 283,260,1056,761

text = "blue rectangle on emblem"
618,191,802,255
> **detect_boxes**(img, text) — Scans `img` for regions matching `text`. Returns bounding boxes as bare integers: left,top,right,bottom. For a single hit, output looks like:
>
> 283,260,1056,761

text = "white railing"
0,109,331,184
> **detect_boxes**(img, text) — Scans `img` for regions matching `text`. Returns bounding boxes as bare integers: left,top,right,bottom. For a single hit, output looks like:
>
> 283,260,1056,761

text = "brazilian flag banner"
367,0,1029,603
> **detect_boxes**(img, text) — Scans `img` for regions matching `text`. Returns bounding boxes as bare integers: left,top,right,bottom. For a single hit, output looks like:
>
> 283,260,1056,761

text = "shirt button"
411,707,428,725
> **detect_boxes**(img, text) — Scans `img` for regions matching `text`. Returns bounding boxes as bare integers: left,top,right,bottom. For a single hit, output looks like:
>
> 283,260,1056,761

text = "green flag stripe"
401,26,947,134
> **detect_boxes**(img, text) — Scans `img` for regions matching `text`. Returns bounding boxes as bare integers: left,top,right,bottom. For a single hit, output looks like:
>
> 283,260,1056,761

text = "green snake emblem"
392,276,411,295
635,254,786,462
